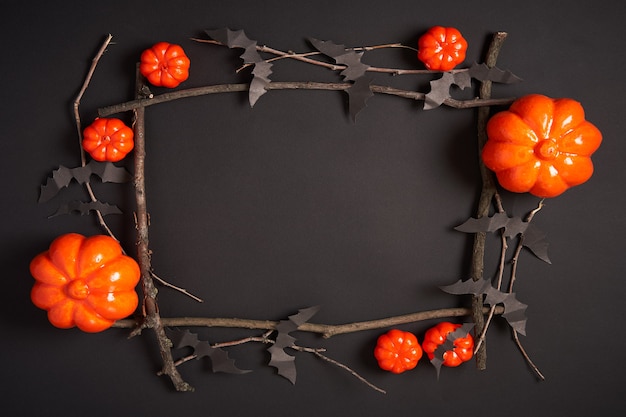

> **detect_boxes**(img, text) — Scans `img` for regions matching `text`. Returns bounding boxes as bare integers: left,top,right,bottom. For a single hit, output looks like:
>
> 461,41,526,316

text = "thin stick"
98,81,514,117
473,192,507,354
162,329,385,393
159,330,274,374
507,199,546,380
509,199,544,292
193,38,431,76
132,65,193,392
512,329,545,380
305,348,386,394
72,34,117,238
113,305,504,338
470,31,509,371
151,271,203,303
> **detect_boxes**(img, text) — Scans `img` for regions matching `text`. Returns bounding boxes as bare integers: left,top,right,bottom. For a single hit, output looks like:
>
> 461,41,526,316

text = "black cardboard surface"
2,1,625,415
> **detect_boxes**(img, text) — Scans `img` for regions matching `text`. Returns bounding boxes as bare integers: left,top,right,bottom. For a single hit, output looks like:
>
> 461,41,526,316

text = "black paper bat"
267,306,320,384
455,212,551,263
39,161,131,202
250,61,273,106
168,329,250,374
308,38,370,81
429,322,474,378
309,38,372,120
424,71,472,110
206,28,272,107
48,200,123,218
346,75,374,121
440,278,528,335
468,62,522,84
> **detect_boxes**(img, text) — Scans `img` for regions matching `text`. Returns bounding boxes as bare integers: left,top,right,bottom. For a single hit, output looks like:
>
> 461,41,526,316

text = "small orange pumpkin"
421,322,474,367
417,26,468,71
139,41,190,88
374,329,423,374
82,117,135,162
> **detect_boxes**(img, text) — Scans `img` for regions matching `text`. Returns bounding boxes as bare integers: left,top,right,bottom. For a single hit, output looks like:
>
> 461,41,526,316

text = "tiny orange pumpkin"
417,26,468,71
374,329,423,374
422,322,474,367
140,41,190,88
82,117,135,162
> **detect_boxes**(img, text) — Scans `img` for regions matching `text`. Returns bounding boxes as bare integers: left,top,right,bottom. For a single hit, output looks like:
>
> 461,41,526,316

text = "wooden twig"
305,347,386,394
72,34,117,238
113,305,504,338
132,65,193,392
473,192,507,354
160,328,386,394
512,328,545,380
508,199,546,380
508,199,544,292
159,330,274,374
194,37,441,76
470,31,509,371
150,271,203,303
97,81,514,117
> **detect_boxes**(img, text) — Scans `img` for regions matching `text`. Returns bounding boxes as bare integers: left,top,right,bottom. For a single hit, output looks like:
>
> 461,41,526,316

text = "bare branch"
72,34,117,238
113,306,504,338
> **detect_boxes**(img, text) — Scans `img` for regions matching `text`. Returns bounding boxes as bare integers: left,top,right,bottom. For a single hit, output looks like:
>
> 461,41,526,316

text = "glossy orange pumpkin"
417,26,468,71
82,117,135,162
374,329,423,373
30,233,140,332
421,322,474,367
140,41,190,88
482,94,602,198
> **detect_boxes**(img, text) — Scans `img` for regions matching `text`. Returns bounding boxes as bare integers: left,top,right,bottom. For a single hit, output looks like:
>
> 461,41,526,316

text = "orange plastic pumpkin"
140,41,190,88
421,322,474,367
417,26,468,71
482,94,602,198
374,329,423,374
82,117,135,162
30,233,140,332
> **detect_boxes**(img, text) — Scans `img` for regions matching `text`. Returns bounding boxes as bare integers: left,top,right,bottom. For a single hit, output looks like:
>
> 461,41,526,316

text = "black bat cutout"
440,279,528,335
169,329,250,374
429,322,475,379
206,28,271,107
309,38,373,120
267,306,320,384
455,212,551,263
308,38,370,82
347,75,374,121
468,62,522,84
39,161,131,202
424,71,472,110
48,200,123,218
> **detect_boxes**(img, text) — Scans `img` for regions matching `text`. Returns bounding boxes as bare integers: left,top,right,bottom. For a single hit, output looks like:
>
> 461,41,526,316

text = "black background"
2,1,625,415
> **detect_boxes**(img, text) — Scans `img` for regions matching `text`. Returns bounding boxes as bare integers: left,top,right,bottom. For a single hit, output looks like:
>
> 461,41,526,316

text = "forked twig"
98,81,514,117
473,192,507,353
72,34,116,238
508,199,546,380
304,347,386,394
132,66,193,391
193,38,428,76
113,306,504,337
470,30,509,370
151,271,204,303
162,329,386,394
